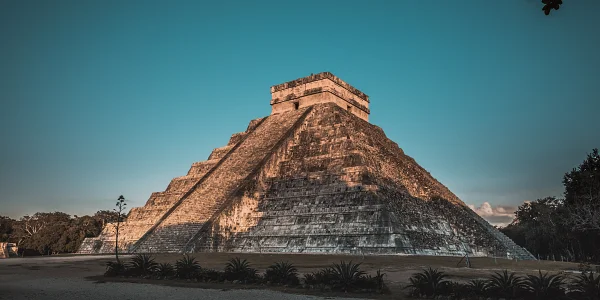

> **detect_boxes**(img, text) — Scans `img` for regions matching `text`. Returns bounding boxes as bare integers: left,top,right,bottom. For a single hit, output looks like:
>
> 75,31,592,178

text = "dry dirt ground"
0,253,582,300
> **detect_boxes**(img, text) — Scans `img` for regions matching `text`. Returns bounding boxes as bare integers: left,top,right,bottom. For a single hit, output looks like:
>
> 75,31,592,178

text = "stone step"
133,107,313,253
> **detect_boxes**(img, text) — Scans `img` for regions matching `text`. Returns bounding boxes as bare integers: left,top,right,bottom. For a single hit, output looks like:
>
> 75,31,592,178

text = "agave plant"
128,254,158,276
155,262,174,278
468,279,488,297
569,271,600,300
486,270,525,300
265,261,299,285
104,261,127,277
303,273,316,285
330,260,366,291
175,254,201,279
305,267,336,286
224,257,257,281
404,267,447,297
354,270,388,293
523,270,567,299
441,281,471,299
403,267,448,297
372,269,386,291
199,268,224,282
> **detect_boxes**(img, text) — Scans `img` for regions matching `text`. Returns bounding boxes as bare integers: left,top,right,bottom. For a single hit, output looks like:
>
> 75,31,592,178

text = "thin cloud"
467,202,518,227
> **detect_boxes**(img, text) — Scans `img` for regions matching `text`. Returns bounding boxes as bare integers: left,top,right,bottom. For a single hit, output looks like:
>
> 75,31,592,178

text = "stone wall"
270,72,370,122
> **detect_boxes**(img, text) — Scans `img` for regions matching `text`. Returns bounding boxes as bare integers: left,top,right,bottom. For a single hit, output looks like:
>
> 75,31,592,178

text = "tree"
114,195,127,263
563,148,600,229
0,216,15,242
93,210,119,228
541,0,563,16
13,212,71,254
502,148,600,262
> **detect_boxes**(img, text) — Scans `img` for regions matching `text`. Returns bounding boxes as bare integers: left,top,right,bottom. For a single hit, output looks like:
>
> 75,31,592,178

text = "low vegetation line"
104,253,388,295
103,254,600,299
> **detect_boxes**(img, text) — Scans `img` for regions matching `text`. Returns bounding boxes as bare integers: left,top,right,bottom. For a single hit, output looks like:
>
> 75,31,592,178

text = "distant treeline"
500,148,600,263
0,210,120,255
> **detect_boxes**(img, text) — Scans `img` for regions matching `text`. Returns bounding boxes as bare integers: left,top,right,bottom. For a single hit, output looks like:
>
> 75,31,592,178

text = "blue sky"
1,1,598,223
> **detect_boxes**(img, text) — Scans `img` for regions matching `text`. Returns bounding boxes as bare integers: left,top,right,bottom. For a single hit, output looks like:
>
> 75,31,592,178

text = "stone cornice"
270,72,370,103
270,87,371,114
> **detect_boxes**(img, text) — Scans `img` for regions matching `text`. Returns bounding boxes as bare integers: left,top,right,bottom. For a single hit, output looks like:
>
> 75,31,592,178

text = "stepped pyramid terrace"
78,72,535,260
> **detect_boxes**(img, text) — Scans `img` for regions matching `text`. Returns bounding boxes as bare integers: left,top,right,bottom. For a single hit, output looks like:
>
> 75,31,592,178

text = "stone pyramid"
79,72,534,260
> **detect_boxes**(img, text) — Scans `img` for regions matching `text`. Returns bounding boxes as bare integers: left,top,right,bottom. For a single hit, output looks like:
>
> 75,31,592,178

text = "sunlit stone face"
270,72,370,122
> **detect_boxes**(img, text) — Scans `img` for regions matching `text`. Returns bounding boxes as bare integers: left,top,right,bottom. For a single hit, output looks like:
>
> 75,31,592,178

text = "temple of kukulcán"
79,72,535,260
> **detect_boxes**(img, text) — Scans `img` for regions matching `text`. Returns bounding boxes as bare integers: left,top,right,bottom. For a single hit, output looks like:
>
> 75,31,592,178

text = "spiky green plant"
523,270,567,299
224,257,257,281
305,267,335,286
440,281,471,299
373,269,386,291
486,270,525,300
104,261,127,277
468,279,488,297
265,261,299,285
403,267,448,297
330,260,366,291
569,271,600,300
175,254,201,279
155,263,174,278
198,268,225,282
128,254,158,276
303,273,315,285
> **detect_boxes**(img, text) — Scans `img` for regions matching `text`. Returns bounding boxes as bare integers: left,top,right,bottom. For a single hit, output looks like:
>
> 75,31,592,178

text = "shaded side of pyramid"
185,103,534,259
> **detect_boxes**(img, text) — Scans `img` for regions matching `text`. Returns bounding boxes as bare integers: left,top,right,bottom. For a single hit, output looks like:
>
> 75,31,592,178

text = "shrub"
330,260,366,291
467,279,489,297
264,261,299,285
404,267,448,298
486,270,525,300
371,269,387,292
128,254,158,276
224,257,257,281
104,261,127,277
439,281,471,300
523,270,566,299
198,268,225,282
304,267,335,286
303,273,315,284
355,269,388,293
175,254,201,279
569,271,600,300
155,263,174,278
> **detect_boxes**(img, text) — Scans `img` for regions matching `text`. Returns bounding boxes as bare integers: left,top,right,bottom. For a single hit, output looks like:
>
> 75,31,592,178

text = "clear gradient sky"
1,1,598,225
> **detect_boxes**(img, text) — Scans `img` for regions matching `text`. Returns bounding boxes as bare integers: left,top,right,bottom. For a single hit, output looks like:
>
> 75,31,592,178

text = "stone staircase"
132,107,313,253
192,104,396,254
77,118,268,254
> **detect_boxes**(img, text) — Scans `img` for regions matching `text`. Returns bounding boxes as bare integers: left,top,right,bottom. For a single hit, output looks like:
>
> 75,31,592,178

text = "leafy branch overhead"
542,0,563,15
